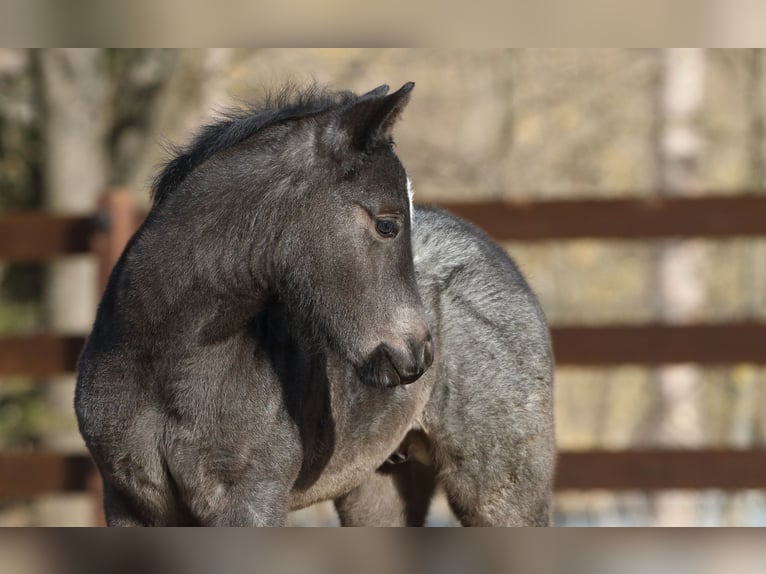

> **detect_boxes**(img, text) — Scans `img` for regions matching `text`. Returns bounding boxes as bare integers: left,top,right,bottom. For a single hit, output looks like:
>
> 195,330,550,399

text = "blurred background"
1,48,765,526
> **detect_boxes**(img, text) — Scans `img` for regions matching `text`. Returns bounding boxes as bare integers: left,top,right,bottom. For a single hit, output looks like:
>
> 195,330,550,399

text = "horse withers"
75,82,555,526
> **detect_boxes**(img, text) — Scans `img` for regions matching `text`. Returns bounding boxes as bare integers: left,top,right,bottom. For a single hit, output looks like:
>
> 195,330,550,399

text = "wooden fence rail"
4,450,766,496
551,322,766,365
0,335,86,377
443,195,766,240
0,213,92,262
0,188,135,263
3,322,766,377
3,194,766,263
555,450,766,491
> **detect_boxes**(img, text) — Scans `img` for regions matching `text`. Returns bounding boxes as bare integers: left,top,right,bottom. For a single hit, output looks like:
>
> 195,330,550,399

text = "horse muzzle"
358,333,434,388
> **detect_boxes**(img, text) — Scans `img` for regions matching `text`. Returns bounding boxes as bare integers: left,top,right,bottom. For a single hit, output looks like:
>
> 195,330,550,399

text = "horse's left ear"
327,82,414,154
354,82,414,146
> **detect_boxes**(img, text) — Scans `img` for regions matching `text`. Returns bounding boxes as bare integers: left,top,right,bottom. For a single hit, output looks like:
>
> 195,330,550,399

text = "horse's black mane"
151,85,359,206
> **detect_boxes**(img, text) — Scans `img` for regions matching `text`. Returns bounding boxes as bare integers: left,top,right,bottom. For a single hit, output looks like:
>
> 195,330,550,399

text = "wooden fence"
2,190,766,523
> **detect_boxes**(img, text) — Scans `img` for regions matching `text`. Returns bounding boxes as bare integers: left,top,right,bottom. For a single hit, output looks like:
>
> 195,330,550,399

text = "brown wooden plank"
436,195,766,240
1,324,765,378
556,450,766,490
3,195,766,264
0,335,86,376
91,188,140,292
0,452,95,497
3,450,766,498
0,213,92,261
552,322,766,365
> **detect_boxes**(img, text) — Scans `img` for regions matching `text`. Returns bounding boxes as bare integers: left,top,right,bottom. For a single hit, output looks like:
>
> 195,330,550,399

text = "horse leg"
425,384,555,526
442,477,552,527
166,446,293,526
334,462,437,526
206,481,289,526
433,431,555,527
105,463,288,526
390,461,437,526
102,481,147,527
334,471,406,526
173,470,291,527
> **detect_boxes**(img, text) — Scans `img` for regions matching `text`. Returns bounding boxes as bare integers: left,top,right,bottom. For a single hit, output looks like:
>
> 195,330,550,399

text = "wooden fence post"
91,188,139,295
87,188,139,526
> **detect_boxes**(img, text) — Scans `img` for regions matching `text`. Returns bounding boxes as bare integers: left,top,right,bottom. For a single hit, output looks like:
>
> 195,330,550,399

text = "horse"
75,82,555,526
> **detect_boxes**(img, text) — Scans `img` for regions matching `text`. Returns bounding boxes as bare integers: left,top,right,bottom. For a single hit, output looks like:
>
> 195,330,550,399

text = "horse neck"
119,202,275,343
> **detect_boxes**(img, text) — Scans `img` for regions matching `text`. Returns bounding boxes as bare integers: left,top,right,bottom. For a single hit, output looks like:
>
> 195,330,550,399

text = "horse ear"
360,84,391,99
329,82,414,153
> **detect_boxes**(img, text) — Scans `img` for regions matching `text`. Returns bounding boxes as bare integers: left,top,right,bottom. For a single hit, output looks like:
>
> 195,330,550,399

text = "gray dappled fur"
75,83,555,527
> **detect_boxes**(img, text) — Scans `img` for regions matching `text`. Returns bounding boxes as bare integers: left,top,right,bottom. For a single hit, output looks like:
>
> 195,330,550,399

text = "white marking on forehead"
406,176,414,226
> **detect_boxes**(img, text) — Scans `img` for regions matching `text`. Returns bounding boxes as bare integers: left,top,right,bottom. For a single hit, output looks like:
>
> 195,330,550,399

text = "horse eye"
375,219,399,238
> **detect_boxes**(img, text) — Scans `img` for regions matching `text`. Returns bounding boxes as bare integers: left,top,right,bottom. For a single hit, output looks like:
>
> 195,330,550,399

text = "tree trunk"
726,48,766,526
36,48,110,525
650,48,706,526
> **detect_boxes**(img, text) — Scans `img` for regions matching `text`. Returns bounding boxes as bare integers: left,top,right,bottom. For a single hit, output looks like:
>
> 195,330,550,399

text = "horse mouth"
368,369,423,388
357,343,430,388
396,369,425,386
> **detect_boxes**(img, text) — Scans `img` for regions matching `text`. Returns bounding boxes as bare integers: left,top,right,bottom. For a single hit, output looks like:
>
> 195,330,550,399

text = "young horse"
75,83,555,526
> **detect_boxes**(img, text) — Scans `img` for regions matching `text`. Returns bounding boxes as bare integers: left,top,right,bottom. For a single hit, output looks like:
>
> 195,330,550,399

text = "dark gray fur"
75,83,555,527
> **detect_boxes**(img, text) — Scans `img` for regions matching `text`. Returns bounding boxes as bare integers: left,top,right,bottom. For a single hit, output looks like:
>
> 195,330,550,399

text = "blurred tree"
650,48,706,526
106,49,179,190
0,50,44,338
724,48,766,526
36,48,110,524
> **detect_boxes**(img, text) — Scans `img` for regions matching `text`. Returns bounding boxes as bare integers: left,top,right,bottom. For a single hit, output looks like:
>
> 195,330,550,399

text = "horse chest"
287,369,435,510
